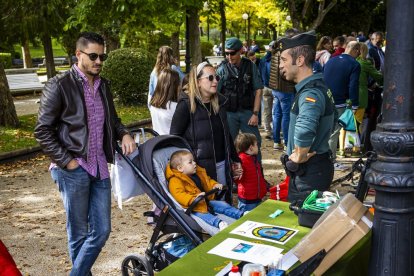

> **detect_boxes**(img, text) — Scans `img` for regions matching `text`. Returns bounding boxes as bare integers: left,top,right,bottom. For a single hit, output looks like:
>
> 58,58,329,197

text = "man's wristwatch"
252,111,259,116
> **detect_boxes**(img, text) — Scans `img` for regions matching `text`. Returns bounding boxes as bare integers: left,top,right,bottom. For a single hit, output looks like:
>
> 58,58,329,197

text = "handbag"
111,149,144,209
338,108,357,131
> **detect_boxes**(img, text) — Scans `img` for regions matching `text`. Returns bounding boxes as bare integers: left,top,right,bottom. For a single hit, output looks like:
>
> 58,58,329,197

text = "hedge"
0,53,12,69
101,48,155,105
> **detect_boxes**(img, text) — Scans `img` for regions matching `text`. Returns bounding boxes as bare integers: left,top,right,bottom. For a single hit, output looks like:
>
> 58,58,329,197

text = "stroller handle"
185,186,228,215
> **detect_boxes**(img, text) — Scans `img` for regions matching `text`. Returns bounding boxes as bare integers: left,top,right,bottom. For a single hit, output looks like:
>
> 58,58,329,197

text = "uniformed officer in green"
278,32,335,202
217,37,264,161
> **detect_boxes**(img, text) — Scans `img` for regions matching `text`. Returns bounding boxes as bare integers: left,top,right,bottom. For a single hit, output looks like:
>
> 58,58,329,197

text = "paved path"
13,95,41,116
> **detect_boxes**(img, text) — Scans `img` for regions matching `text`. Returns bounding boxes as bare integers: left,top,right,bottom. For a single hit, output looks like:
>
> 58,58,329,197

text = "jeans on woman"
272,90,294,144
51,166,111,276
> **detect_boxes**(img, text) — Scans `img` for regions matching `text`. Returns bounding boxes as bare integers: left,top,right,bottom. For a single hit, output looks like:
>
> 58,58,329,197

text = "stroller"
118,128,234,276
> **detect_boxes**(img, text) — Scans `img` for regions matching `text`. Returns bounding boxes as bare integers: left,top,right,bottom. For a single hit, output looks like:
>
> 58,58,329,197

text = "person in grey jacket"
35,32,135,276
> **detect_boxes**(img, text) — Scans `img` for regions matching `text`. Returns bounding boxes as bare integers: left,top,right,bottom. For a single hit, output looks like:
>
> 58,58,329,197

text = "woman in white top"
148,46,184,105
149,68,180,135
315,36,333,67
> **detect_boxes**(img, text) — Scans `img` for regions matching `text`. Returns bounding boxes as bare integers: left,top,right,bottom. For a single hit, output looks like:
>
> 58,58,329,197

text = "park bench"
205,56,225,67
6,73,44,95
38,57,69,68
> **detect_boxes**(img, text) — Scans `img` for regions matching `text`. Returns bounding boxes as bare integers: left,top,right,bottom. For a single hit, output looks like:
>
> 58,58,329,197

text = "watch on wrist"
253,111,259,116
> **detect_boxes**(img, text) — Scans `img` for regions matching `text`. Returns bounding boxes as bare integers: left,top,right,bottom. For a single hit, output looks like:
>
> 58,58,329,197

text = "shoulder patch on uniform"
305,97,316,103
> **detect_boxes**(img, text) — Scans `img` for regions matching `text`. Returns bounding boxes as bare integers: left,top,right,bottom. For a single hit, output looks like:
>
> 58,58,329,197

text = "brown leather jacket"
268,50,296,93
34,66,129,168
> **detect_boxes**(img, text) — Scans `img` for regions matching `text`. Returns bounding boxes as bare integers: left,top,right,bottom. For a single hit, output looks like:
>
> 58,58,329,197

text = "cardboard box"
292,193,373,276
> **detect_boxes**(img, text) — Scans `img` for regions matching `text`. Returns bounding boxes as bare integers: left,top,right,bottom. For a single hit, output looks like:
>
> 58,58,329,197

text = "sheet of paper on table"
230,220,298,245
208,238,283,266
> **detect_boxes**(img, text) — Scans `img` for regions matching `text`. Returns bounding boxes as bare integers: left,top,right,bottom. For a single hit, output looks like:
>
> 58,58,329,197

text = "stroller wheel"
121,254,153,276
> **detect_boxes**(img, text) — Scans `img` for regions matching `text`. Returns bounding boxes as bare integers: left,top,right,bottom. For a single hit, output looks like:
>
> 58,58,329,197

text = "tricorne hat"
278,30,316,52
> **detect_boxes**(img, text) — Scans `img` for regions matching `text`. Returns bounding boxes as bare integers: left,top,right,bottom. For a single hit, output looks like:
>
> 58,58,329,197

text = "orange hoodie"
165,164,217,213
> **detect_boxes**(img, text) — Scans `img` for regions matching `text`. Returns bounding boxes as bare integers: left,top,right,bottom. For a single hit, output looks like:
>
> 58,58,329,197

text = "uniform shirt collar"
295,73,323,92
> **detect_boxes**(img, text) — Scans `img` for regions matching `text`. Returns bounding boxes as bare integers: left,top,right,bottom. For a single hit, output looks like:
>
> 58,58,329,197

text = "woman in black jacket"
170,62,241,204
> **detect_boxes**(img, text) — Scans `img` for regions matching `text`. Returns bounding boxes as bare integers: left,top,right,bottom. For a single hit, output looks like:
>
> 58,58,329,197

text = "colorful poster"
230,220,298,245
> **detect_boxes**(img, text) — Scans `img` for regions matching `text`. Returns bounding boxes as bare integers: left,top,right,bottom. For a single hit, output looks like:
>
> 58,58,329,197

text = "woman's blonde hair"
150,69,179,109
154,46,176,75
358,42,369,60
187,62,219,114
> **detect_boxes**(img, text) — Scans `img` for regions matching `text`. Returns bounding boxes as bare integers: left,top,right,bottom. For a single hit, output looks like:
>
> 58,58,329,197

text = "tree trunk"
171,31,180,62
22,37,33,68
0,63,19,127
269,24,277,41
220,0,226,54
188,8,202,65
103,31,121,52
42,34,56,80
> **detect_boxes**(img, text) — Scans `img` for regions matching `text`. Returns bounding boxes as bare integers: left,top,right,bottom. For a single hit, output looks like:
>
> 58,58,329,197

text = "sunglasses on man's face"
199,74,220,82
80,50,108,61
225,51,238,56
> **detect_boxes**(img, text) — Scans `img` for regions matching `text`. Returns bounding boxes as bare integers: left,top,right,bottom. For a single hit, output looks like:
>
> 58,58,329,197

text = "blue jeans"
272,91,294,144
227,109,262,162
193,200,243,228
51,166,111,276
238,200,261,212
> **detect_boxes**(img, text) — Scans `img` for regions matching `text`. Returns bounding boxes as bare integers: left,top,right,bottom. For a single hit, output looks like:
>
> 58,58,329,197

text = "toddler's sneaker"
218,221,228,230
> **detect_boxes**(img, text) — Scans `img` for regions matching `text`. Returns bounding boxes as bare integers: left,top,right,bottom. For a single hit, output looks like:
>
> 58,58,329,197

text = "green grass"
0,104,150,154
0,114,39,153
13,39,67,58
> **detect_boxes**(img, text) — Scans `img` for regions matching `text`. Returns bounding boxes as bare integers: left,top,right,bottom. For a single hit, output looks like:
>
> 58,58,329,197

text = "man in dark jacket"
34,32,136,276
217,37,264,161
368,31,385,73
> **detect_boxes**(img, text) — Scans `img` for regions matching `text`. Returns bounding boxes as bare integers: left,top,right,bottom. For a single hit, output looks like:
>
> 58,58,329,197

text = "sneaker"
333,162,348,171
218,221,228,230
265,134,273,140
273,143,284,150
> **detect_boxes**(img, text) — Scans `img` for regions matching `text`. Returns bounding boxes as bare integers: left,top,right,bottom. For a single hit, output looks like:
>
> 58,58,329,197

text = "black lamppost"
242,13,248,42
365,0,414,275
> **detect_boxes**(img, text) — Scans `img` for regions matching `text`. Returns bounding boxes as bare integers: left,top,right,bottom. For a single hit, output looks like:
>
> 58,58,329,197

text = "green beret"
278,30,316,52
225,37,242,51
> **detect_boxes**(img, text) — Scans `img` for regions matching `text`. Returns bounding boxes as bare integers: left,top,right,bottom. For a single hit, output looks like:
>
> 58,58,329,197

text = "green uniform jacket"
287,73,335,155
356,58,383,109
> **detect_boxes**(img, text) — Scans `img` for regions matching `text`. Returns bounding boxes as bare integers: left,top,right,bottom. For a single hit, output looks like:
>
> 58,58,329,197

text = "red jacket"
236,153,267,200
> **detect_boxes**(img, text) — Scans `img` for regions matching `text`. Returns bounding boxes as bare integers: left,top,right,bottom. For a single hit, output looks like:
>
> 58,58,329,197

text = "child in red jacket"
235,133,267,211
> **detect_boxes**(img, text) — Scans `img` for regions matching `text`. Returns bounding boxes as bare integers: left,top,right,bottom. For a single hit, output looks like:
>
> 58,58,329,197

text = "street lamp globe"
286,15,291,21
203,1,210,11
242,13,249,20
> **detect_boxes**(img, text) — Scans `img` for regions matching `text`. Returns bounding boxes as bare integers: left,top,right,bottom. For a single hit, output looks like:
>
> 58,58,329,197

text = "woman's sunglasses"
80,50,108,61
199,74,220,82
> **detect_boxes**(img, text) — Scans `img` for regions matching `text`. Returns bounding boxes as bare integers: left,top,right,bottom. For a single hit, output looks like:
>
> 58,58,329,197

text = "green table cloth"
157,199,370,276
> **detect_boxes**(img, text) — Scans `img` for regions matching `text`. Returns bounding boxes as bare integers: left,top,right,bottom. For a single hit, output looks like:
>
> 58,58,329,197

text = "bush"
0,53,12,69
201,41,213,59
101,48,155,106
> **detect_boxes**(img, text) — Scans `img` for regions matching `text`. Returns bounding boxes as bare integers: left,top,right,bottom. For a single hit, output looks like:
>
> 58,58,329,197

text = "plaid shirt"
74,65,109,179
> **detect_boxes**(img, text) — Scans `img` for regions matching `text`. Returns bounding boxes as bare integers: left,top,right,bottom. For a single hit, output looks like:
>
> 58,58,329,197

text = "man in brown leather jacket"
35,32,136,276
